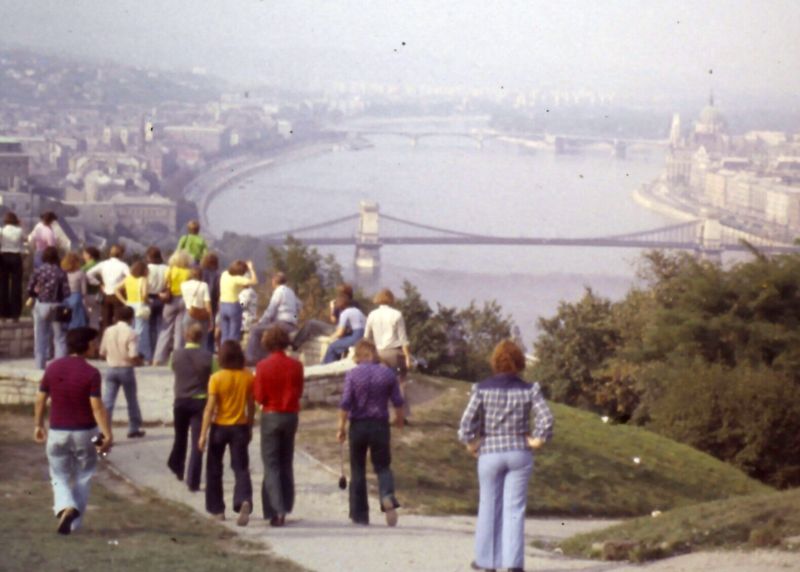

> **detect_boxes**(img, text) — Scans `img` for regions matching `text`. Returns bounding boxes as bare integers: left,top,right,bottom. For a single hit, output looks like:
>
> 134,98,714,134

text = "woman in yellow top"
198,340,254,525
153,251,192,365
218,259,257,343
115,260,151,361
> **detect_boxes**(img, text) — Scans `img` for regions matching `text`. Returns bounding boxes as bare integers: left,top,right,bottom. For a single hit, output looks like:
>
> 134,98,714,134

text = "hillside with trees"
532,250,800,487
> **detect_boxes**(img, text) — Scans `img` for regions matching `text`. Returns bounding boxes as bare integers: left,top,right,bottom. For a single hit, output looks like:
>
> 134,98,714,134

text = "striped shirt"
458,373,554,454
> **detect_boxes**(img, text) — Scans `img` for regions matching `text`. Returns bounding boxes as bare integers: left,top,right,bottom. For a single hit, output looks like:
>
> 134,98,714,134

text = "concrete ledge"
0,319,34,360
0,354,356,422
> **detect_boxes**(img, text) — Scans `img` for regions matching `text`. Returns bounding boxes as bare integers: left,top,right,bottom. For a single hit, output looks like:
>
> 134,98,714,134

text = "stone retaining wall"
0,319,34,360
0,375,37,405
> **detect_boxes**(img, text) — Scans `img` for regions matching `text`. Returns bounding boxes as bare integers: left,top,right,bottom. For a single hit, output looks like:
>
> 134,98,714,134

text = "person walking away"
99,305,146,439
86,244,129,336
33,327,113,534
364,288,413,422
198,340,255,525
61,252,89,331
27,246,69,370
337,340,404,526
253,326,304,525
218,259,257,344
152,250,192,365
116,261,151,362
458,340,554,572
81,246,102,329
145,246,168,362
246,271,301,365
168,323,214,492
181,267,212,343
0,211,24,321
323,293,366,363
177,220,208,266
200,253,221,353
28,211,58,268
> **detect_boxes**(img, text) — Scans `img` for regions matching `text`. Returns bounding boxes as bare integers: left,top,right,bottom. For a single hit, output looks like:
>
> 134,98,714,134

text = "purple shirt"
28,263,70,303
340,362,404,421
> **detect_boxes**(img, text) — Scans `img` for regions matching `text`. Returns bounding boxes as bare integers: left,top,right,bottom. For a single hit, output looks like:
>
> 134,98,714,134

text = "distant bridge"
339,128,669,157
261,202,797,275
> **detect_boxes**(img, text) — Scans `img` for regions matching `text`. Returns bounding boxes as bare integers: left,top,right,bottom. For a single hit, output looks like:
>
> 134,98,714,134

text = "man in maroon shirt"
34,327,113,535
253,326,304,526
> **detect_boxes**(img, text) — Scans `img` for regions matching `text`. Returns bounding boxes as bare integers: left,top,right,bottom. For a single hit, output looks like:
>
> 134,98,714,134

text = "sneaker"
128,430,146,439
237,501,251,527
57,507,79,535
381,496,398,527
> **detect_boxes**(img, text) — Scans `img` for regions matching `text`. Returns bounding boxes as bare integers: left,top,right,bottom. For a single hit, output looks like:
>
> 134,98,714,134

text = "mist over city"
3,2,800,571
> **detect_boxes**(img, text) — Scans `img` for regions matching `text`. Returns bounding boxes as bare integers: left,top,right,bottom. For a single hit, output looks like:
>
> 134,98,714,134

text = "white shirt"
364,305,409,350
147,263,168,293
86,257,131,295
261,284,302,325
181,279,210,309
0,225,24,253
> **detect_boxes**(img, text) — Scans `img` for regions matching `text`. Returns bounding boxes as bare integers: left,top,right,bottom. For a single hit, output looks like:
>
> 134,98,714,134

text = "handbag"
187,283,210,322
135,304,151,319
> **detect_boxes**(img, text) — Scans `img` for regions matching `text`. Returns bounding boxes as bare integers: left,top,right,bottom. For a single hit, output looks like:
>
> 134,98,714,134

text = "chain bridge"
260,202,797,274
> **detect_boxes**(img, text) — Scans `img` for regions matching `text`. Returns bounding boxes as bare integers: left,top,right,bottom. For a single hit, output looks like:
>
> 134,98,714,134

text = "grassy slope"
0,411,305,572
560,487,800,561
298,375,769,517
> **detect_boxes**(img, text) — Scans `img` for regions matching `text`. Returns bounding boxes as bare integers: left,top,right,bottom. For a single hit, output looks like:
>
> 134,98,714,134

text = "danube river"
205,117,670,343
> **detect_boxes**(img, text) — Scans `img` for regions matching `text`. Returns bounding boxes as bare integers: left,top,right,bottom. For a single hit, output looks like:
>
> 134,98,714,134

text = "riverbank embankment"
185,135,346,239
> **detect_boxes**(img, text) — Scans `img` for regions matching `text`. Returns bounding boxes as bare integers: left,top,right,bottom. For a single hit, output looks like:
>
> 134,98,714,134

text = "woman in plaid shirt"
458,340,554,572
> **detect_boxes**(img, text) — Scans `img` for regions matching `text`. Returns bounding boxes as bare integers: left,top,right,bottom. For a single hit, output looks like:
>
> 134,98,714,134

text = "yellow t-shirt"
167,266,191,296
219,271,251,303
209,368,254,425
124,275,145,303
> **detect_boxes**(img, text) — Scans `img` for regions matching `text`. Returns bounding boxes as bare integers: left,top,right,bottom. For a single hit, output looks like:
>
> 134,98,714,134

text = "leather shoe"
57,507,79,535
128,430,146,438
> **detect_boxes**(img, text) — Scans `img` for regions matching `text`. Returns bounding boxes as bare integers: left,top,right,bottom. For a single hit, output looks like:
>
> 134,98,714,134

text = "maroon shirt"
253,350,304,413
39,356,102,430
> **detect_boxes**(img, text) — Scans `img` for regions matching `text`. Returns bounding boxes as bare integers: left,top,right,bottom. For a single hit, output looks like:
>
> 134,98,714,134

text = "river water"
206,117,670,344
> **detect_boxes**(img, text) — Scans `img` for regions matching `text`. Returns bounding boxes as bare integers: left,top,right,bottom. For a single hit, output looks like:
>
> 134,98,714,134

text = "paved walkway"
106,426,620,572
5,357,800,570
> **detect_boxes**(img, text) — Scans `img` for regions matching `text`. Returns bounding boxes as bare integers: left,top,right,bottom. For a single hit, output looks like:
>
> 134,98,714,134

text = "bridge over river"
260,202,797,276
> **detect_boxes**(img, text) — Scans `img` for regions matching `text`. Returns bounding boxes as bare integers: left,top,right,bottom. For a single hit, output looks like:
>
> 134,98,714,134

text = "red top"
39,356,102,430
253,350,304,413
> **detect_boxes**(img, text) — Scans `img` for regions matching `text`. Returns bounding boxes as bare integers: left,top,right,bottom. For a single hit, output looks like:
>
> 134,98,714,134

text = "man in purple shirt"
34,327,114,535
337,339,404,526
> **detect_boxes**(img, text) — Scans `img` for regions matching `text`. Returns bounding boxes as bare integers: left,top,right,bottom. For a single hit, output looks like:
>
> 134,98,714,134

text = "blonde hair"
168,250,192,269
60,252,83,273
373,288,395,306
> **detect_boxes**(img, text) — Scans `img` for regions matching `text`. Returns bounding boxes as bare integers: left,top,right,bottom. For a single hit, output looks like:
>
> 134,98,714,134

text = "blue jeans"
46,428,98,532
219,302,242,343
102,367,143,433
128,303,151,362
323,328,365,364
33,301,67,370
475,450,534,570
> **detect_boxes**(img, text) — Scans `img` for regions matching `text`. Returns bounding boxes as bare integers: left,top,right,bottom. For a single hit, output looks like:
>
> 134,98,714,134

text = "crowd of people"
13,214,556,572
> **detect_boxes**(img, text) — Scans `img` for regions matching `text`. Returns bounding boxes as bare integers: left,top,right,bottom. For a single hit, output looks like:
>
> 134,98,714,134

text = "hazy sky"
2,0,798,98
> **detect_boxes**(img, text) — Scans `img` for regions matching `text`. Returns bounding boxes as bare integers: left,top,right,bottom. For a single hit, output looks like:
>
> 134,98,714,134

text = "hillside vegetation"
560,487,800,561
533,250,800,487
297,375,769,518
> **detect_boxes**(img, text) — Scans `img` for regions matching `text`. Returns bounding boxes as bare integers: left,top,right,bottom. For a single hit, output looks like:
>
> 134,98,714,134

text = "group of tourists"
20,214,556,572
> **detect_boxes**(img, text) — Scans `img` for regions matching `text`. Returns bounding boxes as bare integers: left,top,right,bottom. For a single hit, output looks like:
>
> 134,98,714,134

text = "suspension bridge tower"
698,216,723,264
355,201,381,284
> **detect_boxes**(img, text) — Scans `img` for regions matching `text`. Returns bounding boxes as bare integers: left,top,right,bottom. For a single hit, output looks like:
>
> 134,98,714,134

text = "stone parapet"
0,319,34,360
